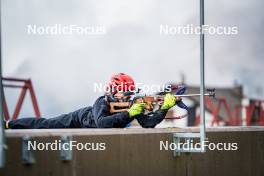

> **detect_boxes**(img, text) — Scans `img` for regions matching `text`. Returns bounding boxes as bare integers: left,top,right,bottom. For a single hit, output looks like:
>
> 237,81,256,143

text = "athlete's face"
114,92,132,102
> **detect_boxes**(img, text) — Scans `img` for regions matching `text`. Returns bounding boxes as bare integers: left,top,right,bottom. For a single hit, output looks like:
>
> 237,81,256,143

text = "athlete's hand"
161,93,177,110
128,103,145,117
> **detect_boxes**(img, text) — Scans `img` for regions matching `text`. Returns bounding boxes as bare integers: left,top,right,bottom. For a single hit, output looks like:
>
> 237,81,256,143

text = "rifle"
109,86,215,113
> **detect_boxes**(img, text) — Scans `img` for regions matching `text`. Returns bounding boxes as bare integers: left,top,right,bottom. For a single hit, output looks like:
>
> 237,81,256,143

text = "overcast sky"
2,0,264,118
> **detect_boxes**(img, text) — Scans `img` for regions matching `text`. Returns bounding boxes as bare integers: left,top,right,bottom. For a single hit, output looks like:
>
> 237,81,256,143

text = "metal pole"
0,0,6,168
199,0,206,152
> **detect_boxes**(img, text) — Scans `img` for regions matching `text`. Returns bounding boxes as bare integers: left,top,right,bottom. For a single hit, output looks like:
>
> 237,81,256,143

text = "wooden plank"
5,127,264,137
0,128,264,176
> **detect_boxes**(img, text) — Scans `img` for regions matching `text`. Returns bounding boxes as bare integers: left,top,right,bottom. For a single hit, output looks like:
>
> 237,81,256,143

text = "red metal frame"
2,77,41,120
194,97,243,126
232,105,243,125
245,100,264,126
210,97,234,126
196,97,264,126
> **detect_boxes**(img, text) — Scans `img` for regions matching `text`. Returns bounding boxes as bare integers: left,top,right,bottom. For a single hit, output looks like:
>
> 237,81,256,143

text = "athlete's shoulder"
93,96,108,108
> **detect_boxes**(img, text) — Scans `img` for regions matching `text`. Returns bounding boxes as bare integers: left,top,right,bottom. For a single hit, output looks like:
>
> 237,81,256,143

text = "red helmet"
108,73,135,94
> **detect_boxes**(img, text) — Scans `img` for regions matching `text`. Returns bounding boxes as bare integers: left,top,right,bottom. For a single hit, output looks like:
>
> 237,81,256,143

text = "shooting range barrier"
0,127,263,176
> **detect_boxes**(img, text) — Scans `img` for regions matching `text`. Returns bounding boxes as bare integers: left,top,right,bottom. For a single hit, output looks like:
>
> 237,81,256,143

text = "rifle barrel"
175,93,211,97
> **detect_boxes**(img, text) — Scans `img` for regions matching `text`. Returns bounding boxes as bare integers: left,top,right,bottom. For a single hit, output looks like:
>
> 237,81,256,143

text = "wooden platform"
1,127,264,176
